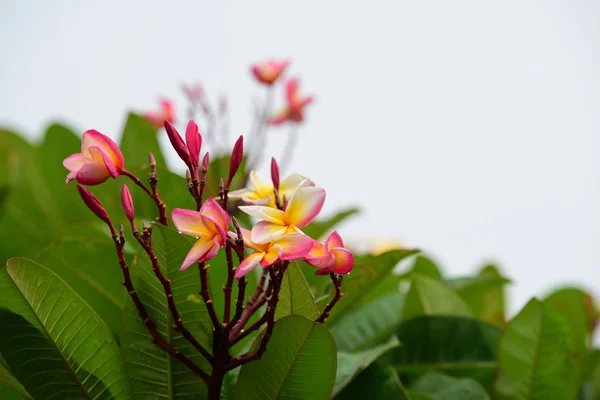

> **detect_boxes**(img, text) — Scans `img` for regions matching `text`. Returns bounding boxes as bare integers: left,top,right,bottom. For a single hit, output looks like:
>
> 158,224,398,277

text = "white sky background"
1,0,599,316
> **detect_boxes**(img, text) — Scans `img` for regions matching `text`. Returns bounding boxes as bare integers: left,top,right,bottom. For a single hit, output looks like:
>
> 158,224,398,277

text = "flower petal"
284,185,326,228
63,153,87,172
272,233,314,260
185,120,201,169
172,208,211,237
260,245,282,267
81,130,124,170
180,238,220,271
239,205,285,224
251,221,287,244
268,108,291,125
228,188,250,199
89,146,120,178
330,248,354,274
75,159,111,185
325,231,344,252
235,252,264,279
279,174,311,199
200,198,230,232
237,227,268,253
249,171,273,195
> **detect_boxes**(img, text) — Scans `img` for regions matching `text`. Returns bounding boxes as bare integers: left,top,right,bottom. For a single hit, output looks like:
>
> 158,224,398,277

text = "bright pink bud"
144,98,175,129
202,152,210,174
164,121,193,171
251,60,289,85
77,184,111,225
121,184,135,220
185,120,201,171
271,157,280,189
228,136,244,184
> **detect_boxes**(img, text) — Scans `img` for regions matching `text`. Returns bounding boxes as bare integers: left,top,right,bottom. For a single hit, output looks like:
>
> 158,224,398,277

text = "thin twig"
199,262,220,328
223,243,235,324
122,169,168,226
315,273,343,324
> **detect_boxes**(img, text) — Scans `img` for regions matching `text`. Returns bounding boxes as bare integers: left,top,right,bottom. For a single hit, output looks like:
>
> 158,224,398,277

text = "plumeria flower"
305,231,354,275
232,228,313,278
251,59,290,86
229,171,311,207
144,98,176,129
239,180,325,244
269,78,314,125
172,198,229,271
63,130,124,185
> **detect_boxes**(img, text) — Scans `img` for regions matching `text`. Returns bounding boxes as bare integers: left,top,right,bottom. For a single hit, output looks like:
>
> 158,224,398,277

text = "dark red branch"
199,261,220,328
222,243,235,324
315,273,344,324
122,169,168,226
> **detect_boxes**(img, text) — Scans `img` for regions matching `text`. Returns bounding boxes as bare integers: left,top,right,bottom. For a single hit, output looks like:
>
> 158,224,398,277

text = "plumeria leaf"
335,363,411,400
275,261,319,320
494,298,581,400
402,275,472,320
119,113,167,170
331,292,404,353
399,255,443,281
234,316,337,400
333,336,401,396
410,372,491,400
392,316,502,390
301,207,360,240
325,249,419,326
0,258,132,399
121,224,212,399
0,355,32,400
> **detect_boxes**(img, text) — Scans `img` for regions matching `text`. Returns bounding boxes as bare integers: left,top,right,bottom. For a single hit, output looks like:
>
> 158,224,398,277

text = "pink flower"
63,130,124,185
239,179,325,244
172,198,229,271
144,98,176,129
269,78,314,125
305,231,354,275
232,228,313,279
251,60,289,85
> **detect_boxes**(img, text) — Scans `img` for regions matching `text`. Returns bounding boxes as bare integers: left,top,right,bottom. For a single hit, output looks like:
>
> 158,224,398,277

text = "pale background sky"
1,0,599,316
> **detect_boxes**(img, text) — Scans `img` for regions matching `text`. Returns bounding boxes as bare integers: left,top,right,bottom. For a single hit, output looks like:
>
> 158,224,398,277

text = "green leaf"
335,363,411,400
445,268,509,327
410,372,490,400
402,255,443,280
333,336,401,396
402,275,472,320
494,298,581,400
0,355,32,400
544,287,596,353
275,262,319,320
234,315,337,400
0,128,34,198
119,113,165,170
392,316,501,390
34,225,127,341
331,292,404,352
325,249,419,326
0,258,132,399
302,207,360,240
121,224,212,399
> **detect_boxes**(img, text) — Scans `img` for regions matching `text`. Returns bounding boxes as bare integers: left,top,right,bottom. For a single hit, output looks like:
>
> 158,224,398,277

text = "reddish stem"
315,273,343,324
199,262,220,328
122,169,168,226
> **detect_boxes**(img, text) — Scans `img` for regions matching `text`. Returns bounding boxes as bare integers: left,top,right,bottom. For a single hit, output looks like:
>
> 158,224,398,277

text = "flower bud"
77,184,111,225
228,136,244,184
270,157,280,189
121,184,135,220
201,152,210,174
164,121,192,171
185,120,202,171
148,152,156,168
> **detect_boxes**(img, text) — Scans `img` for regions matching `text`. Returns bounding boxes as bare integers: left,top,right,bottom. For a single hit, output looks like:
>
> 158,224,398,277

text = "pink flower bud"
202,152,210,174
271,157,280,189
148,152,156,168
185,120,201,172
121,184,135,220
228,136,244,183
164,121,192,171
77,184,111,225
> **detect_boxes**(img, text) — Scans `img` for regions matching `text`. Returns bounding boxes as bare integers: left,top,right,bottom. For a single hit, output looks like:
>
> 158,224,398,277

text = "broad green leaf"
205,155,247,199
401,255,443,280
121,224,212,398
335,363,411,400
0,355,32,400
0,258,132,399
392,316,501,390
332,292,404,352
275,262,319,320
402,275,472,320
35,225,127,341
333,336,400,396
325,249,419,326
445,268,509,327
544,287,596,353
0,128,33,197
494,298,581,400
119,113,166,170
235,315,337,400
302,207,360,240
410,372,490,400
